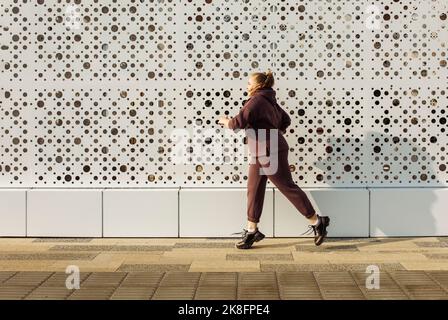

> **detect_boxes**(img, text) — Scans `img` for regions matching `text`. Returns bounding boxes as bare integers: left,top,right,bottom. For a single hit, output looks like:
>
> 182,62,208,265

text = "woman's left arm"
227,97,258,132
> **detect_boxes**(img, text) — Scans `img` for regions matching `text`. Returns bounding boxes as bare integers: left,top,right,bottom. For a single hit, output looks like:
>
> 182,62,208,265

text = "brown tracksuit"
228,87,316,223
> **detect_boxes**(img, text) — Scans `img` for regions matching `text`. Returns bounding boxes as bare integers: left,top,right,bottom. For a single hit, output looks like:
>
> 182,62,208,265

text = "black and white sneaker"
301,215,330,246
232,228,265,249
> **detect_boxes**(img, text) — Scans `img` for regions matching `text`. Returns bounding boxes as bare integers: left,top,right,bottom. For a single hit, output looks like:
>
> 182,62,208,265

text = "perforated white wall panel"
1,0,447,188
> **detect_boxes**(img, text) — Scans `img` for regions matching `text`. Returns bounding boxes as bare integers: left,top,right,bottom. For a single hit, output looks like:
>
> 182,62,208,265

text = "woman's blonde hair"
248,69,275,96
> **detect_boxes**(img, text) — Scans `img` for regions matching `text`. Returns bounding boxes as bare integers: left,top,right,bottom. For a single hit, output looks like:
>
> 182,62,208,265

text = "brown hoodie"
228,87,291,157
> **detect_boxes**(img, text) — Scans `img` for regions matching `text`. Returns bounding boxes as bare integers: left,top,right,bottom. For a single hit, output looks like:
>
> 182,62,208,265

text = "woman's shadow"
256,130,440,249
317,130,439,245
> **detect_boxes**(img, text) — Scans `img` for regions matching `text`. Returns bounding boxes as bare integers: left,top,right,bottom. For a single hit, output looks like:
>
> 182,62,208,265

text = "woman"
218,69,330,249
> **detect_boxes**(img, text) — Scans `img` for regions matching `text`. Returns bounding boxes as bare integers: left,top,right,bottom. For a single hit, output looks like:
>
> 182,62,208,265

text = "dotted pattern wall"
0,0,447,187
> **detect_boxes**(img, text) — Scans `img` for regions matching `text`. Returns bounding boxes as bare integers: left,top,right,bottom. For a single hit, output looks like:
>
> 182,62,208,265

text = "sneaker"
300,215,330,246
232,228,265,249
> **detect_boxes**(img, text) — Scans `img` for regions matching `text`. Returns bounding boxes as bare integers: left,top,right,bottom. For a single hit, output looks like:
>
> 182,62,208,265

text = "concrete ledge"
0,187,447,237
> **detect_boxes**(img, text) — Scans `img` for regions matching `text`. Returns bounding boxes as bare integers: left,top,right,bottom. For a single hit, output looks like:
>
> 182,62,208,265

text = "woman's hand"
218,115,231,128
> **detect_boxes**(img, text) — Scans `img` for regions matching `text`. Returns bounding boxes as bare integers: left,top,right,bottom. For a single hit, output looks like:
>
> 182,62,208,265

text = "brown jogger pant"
247,148,316,223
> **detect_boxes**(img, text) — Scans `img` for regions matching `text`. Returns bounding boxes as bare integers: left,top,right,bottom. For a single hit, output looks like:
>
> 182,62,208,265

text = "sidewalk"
0,237,447,299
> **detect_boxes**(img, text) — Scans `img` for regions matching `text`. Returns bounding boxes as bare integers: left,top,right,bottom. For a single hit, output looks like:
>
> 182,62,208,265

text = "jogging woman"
218,69,330,249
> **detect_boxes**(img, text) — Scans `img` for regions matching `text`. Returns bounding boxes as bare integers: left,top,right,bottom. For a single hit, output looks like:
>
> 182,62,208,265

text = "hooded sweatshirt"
228,87,291,157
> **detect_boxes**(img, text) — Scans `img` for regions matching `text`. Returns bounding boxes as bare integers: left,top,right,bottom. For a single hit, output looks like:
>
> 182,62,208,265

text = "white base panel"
179,188,274,237
27,189,102,237
0,190,26,236
274,188,370,237
370,188,448,237
103,189,178,237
